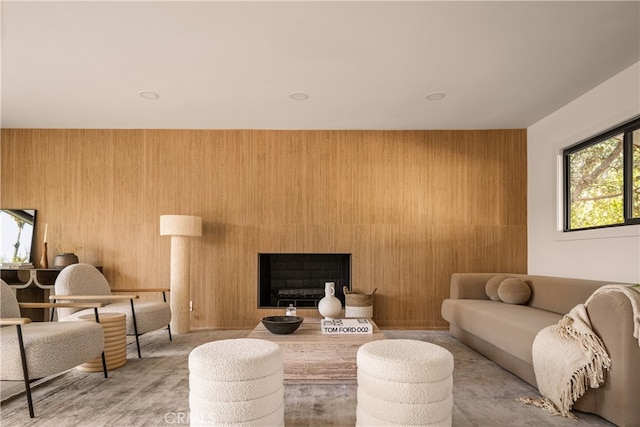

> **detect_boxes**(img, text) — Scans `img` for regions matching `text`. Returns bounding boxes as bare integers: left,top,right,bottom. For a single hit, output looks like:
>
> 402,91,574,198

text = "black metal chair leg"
93,308,108,378
50,299,57,322
16,325,35,418
129,299,141,358
100,352,108,378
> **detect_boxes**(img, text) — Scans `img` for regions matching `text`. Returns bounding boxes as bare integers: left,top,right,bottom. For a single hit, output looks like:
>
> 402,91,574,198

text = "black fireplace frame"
257,253,352,308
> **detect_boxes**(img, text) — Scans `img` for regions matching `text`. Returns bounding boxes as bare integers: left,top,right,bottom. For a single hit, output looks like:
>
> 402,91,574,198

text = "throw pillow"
485,275,507,301
498,278,531,304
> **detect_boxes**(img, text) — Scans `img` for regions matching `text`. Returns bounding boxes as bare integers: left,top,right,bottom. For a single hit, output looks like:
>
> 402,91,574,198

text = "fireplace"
258,253,351,308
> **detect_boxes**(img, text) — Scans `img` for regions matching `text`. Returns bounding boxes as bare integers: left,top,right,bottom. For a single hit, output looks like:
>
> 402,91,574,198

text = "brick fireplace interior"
258,253,352,308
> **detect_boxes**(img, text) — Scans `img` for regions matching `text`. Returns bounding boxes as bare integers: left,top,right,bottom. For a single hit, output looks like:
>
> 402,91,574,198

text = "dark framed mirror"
0,209,37,266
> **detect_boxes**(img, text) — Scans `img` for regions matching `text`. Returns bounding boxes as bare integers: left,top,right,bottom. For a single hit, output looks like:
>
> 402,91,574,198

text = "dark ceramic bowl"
261,316,304,335
53,253,79,269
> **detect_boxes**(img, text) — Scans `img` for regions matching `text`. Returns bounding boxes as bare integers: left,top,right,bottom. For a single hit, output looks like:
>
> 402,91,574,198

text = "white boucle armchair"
50,263,172,358
0,279,107,418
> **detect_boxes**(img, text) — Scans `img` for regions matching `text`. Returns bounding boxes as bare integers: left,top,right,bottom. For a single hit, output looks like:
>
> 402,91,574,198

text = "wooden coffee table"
248,317,385,382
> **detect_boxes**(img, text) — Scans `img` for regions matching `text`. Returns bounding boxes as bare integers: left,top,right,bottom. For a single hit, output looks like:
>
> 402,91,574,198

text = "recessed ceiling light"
425,92,446,101
138,90,160,100
289,92,309,101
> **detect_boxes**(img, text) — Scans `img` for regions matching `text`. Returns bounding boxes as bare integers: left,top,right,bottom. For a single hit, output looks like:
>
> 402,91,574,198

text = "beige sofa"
441,273,639,427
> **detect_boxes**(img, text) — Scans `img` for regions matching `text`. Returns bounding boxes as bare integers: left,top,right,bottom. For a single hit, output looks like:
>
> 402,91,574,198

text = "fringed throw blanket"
519,284,640,419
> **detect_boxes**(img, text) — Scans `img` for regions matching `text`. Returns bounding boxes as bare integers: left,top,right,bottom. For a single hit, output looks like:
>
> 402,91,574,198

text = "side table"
76,312,127,371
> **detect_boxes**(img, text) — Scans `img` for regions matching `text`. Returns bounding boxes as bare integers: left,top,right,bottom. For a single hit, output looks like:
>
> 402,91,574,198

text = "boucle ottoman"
356,339,454,427
357,371,453,404
356,406,453,427
189,338,284,427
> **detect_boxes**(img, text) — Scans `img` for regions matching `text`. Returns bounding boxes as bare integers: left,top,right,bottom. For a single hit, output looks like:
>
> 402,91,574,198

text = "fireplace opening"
258,253,351,308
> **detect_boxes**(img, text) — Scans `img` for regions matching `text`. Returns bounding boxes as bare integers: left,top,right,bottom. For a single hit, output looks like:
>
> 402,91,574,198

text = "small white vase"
318,282,342,319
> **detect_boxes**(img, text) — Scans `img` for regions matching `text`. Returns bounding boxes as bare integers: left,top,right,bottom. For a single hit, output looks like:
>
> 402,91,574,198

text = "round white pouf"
189,338,284,427
356,339,454,427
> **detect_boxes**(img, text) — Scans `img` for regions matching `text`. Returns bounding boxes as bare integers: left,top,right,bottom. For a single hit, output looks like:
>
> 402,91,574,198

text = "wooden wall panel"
1,128,527,329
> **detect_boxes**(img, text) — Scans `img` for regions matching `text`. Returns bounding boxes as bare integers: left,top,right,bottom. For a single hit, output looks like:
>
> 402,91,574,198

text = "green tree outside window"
564,117,640,231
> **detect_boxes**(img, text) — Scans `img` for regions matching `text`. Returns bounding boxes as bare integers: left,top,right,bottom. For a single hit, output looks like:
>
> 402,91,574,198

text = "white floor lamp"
160,215,202,334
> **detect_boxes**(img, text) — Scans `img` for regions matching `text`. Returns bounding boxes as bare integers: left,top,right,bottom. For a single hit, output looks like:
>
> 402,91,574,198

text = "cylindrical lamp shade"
160,215,202,237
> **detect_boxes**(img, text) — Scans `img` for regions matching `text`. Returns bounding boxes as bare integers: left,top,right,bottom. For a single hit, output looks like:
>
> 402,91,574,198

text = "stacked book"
320,318,373,334
1,262,34,269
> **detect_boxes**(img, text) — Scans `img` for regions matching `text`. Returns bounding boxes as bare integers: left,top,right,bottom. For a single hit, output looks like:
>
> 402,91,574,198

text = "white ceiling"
1,1,639,130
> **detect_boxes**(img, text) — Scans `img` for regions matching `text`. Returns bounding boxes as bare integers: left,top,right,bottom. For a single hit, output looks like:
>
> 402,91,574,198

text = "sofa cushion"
485,275,506,301
512,275,607,314
441,299,562,364
498,278,531,304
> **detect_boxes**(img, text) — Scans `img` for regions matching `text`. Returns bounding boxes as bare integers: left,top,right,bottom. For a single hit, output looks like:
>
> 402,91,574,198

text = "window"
564,116,640,231
632,128,640,219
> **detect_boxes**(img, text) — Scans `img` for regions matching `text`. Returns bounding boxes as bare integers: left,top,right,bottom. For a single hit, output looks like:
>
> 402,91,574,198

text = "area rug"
1,329,614,427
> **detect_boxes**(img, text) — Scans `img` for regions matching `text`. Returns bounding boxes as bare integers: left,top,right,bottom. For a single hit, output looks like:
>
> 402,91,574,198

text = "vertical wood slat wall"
1,129,527,329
